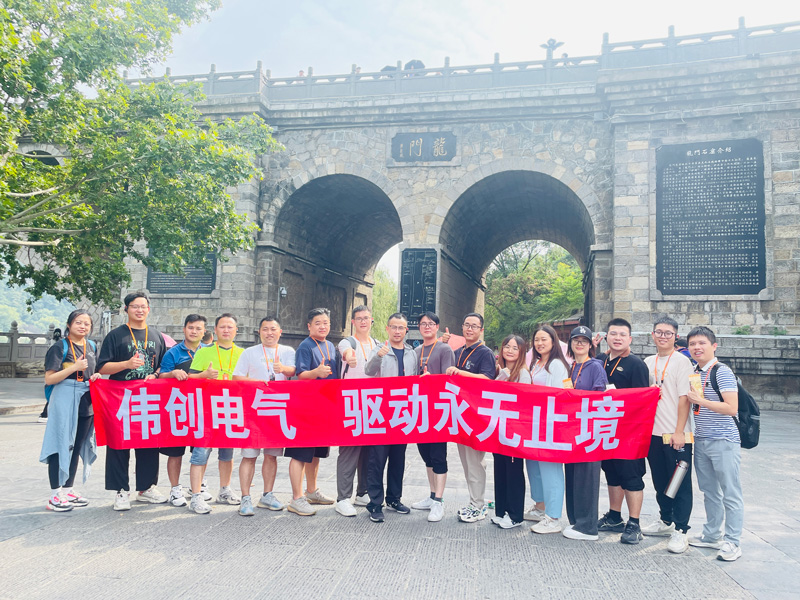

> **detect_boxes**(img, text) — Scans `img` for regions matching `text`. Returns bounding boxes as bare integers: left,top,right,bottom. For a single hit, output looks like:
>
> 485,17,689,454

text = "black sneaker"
597,511,626,533
387,501,410,514
369,508,385,523
621,521,643,544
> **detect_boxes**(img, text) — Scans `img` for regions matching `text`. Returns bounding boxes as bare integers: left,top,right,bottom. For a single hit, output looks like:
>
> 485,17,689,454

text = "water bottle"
665,460,689,499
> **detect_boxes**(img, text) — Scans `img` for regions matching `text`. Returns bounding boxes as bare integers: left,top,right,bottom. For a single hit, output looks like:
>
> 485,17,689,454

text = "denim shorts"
190,447,234,465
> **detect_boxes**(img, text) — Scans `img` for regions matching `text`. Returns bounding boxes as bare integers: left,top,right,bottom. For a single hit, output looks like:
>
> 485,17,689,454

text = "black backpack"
709,363,761,449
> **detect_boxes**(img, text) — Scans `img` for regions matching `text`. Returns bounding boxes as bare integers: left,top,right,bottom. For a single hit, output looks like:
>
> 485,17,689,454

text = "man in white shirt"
232,316,296,516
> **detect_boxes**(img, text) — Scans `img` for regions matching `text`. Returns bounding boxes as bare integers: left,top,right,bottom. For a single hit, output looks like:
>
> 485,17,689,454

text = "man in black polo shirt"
595,317,650,543
445,312,496,523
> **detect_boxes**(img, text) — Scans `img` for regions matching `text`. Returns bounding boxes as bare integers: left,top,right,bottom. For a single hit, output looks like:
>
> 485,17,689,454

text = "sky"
143,1,799,280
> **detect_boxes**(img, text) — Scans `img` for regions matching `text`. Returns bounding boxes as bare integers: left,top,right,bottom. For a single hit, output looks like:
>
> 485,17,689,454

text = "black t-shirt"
455,342,496,379
97,324,166,381
596,352,649,389
45,339,97,416
391,347,406,377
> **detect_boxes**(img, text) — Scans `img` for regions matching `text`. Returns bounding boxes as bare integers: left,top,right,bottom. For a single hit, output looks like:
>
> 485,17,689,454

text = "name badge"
562,378,574,389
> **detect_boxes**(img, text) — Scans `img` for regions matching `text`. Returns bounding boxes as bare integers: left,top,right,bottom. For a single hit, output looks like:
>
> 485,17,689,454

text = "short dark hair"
653,316,679,333
307,307,330,323
387,312,407,325
202,332,213,344
215,313,238,326
184,314,207,327
123,291,149,308
607,317,632,334
463,312,484,328
418,311,439,325
351,305,370,319
687,326,716,345
259,316,281,328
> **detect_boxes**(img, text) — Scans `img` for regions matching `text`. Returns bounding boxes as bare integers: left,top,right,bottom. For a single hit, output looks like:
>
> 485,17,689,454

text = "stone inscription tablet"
399,249,437,329
656,139,765,295
391,132,456,162
147,257,217,294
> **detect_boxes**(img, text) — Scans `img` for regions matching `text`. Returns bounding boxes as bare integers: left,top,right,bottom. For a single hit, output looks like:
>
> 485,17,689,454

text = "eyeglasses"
388,326,407,332
572,338,590,346
462,323,482,330
419,322,436,328
653,330,676,338
128,304,149,310
353,317,372,323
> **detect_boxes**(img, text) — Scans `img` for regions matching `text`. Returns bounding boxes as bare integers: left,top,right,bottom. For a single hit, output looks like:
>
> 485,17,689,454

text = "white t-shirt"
232,343,296,381
530,359,569,387
338,336,378,379
644,351,694,435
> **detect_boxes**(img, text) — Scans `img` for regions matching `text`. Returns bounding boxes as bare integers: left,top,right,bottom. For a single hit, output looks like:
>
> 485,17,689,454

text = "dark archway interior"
439,170,596,278
273,174,402,278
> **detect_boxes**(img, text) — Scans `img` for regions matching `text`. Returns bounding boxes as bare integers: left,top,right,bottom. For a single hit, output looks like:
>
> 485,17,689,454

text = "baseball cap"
570,325,593,340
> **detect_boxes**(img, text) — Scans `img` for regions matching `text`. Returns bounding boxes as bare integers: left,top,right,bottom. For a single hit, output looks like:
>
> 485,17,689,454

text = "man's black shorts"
284,446,330,464
159,446,186,457
601,458,646,491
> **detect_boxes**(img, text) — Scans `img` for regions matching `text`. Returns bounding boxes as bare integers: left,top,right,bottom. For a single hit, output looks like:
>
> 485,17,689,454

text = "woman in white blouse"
526,325,570,534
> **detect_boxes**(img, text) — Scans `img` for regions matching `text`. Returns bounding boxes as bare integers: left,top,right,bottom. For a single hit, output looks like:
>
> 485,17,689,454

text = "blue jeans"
694,438,744,546
190,447,234,466
525,459,565,519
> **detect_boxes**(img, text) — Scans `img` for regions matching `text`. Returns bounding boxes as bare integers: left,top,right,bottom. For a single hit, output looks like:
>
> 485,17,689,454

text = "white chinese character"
575,396,625,452
116,387,161,441
165,387,205,438
433,382,472,435
343,388,386,436
388,384,429,435
524,396,572,451
476,391,521,447
252,390,296,439
211,389,250,439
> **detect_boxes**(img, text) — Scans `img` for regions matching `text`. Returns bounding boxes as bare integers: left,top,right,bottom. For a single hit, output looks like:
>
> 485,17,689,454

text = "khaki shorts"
241,448,283,459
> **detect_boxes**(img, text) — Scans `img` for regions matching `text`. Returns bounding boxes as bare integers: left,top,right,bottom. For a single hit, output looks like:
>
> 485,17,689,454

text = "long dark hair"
498,334,528,383
65,309,93,338
531,325,569,373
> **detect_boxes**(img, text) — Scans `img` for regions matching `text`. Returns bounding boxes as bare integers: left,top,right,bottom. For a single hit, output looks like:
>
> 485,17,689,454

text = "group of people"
40,292,745,561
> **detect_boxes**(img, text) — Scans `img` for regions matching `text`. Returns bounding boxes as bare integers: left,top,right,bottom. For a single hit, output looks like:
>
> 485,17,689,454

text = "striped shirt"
694,360,740,443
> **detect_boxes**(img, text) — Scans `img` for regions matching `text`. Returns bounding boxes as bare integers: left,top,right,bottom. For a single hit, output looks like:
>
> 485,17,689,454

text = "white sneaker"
335,499,357,517
688,535,723,549
169,485,187,507
717,541,742,562
491,514,505,525
641,519,675,537
200,480,213,502
428,500,444,522
136,485,168,504
190,494,212,514
412,496,434,510
532,515,562,534
498,515,522,529
668,530,689,554
524,506,545,522
114,491,131,511
353,493,370,507
562,525,598,541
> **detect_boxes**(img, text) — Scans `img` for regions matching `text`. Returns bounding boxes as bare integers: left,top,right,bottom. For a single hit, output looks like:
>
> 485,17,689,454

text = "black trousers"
48,415,93,489
565,461,601,535
647,435,693,532
366,444,406,510
105,447,160,492
493,453,525,523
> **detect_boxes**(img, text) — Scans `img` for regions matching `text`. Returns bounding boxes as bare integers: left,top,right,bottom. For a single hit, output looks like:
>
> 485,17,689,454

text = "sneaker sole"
335,508,357,517
113,505,131,511
717,551,742,562
621,535,643,544
306,499,334,505
532,526,562,534
287,506,315,516
136,497,167,504
69,501,89,507
668,544,689,554
642,529,674,537
369,516,384,523
238,511,255,516
689,540,723,549
47,504,74,512
387,507,410,514
257,504,285,511
217,498,241,505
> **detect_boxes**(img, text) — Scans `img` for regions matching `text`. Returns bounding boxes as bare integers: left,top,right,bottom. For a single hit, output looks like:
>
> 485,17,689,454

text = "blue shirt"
161,341,207,374
295,337,340,380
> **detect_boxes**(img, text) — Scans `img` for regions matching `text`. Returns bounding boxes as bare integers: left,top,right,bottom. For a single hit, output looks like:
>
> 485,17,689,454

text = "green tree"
370,267,398,342
0,1,282,306
0,278,73,331
484,242,583,348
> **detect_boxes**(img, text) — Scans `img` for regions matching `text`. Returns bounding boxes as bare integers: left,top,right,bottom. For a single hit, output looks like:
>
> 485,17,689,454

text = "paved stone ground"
1,402,798,600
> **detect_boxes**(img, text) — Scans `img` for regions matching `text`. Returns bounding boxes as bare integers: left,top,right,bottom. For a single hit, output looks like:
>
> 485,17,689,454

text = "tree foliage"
484,241,584,348
370,267,398,343
0,278,73,332
0,1,282,306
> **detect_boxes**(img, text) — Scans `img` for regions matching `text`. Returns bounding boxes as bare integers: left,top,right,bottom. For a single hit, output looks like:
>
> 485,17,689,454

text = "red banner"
90,376,659,463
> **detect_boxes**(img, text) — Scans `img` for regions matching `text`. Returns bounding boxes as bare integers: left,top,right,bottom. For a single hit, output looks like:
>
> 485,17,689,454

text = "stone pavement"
1,405,799,600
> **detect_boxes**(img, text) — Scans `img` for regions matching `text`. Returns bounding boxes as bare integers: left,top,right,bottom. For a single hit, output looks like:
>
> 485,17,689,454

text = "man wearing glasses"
363,313,417,523
445,313,497,523
595,318,650,544
334,305,379,517
411,311,456,522
641,317,695,553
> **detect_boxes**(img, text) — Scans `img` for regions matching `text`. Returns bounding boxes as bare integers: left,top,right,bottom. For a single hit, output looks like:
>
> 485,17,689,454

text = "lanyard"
419,339,438,372
457,342,482,369
604,354,623,377
262,344,277,379
571,359,587,385
126,323,148,356
313,338,331,365
358,339,374,362
653,351,674,387
700,359,717,390
68,337,87,382
215,343,234,380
